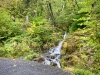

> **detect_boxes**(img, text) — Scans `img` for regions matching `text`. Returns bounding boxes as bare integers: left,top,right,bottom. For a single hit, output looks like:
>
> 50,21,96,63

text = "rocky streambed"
35,32,67,68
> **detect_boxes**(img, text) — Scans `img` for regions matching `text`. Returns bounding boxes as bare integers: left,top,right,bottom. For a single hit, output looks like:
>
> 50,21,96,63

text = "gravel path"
0,58,73,75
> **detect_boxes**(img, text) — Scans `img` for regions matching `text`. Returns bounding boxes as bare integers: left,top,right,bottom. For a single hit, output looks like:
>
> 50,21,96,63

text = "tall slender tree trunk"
46,1,56,26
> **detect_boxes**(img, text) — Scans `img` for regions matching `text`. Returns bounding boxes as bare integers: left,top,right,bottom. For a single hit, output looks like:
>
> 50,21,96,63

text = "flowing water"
41,32,67,68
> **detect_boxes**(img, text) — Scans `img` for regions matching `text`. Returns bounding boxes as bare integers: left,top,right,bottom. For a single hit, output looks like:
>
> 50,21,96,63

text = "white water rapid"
41,32,67,68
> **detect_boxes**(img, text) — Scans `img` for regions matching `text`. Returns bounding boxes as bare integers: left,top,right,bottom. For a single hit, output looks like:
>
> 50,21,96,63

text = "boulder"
0,58,74,75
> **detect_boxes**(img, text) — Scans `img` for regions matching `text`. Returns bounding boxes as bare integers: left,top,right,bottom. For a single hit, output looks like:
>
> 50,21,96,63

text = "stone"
0,58,74,75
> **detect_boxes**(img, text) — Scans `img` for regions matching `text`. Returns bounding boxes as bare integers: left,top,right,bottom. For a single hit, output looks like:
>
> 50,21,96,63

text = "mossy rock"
61,55,82,67
62,36,79,54
62,28,92,55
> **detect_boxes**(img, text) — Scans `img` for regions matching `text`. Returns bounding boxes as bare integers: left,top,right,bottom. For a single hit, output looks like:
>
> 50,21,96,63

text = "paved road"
0,58,73,75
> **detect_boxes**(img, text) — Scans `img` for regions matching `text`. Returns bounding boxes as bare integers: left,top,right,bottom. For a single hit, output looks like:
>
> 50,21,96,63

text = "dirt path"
0,58,73,75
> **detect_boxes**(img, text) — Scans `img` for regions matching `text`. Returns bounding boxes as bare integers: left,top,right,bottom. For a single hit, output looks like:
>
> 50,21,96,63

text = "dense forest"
0,0,100,75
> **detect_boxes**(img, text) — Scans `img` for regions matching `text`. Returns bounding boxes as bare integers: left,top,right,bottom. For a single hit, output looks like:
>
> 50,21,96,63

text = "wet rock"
33,57,45,63
43,44,49,50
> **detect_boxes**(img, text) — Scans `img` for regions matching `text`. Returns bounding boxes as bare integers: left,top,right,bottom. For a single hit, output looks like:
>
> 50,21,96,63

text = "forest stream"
40,32,67,68
0,0,100,74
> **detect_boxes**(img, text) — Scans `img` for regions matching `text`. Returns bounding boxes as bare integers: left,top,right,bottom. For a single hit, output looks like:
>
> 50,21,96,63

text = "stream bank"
60,29,97,75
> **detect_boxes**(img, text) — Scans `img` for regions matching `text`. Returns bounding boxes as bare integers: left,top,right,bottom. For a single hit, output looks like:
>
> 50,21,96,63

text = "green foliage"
69,13,88,33
0,12,22,41
0,14,62,58
0,35,39,58
24,53,39,60
0,1,100,74
30,17,61,43
73,69,94,75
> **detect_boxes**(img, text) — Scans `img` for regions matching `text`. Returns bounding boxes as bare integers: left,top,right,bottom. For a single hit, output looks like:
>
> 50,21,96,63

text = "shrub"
0,12,22,41
0,35,39,58
73,69,94,75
